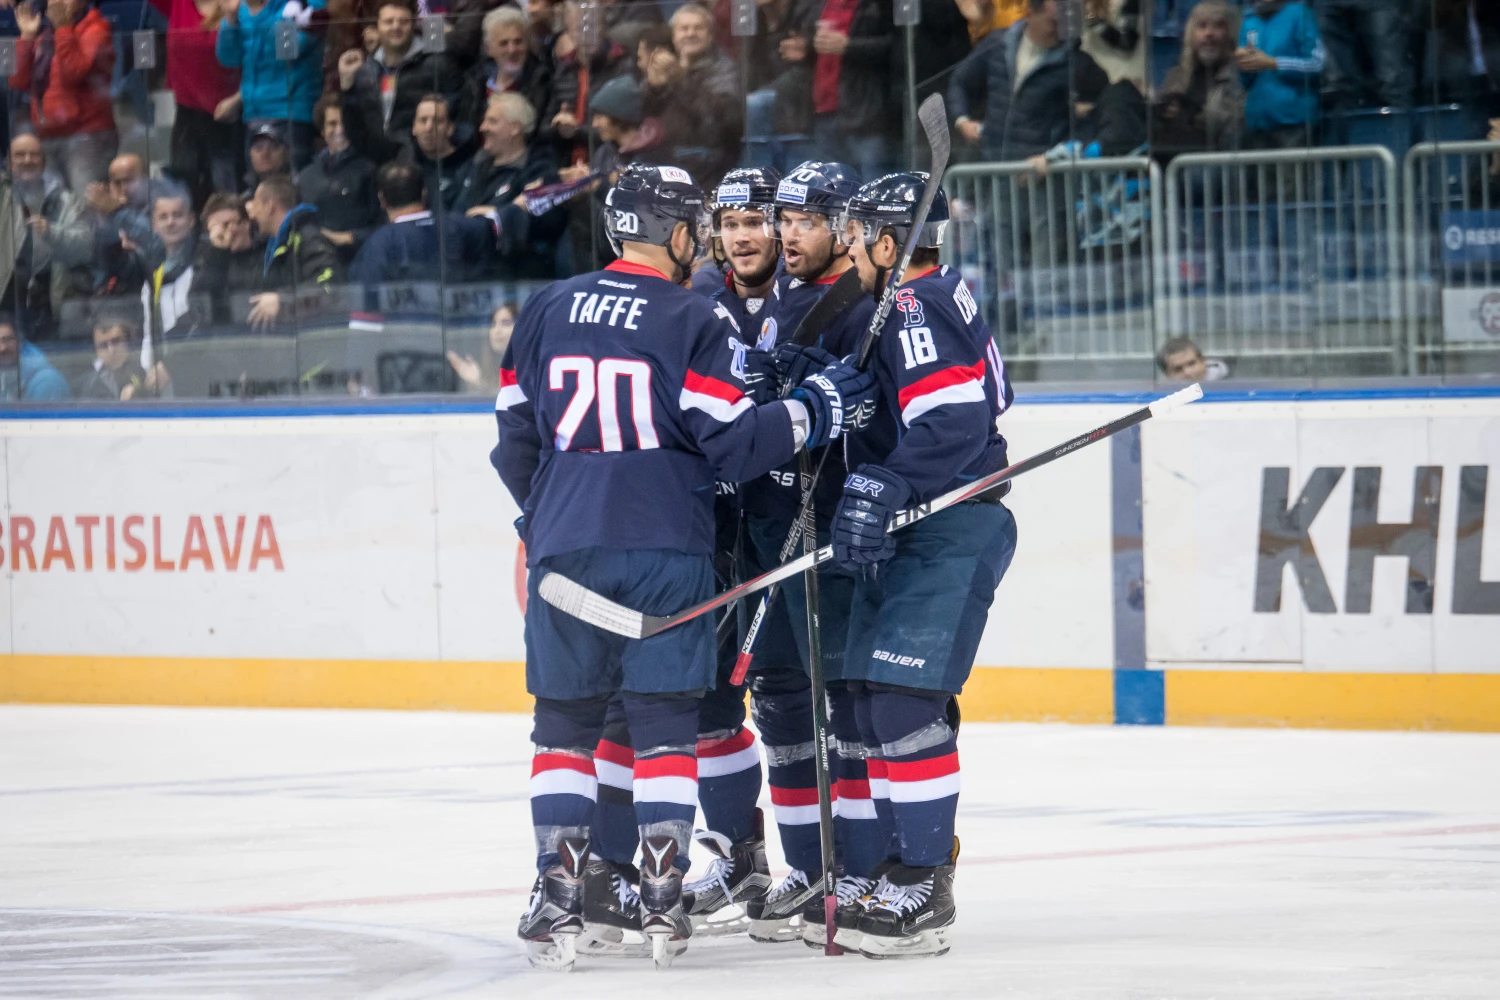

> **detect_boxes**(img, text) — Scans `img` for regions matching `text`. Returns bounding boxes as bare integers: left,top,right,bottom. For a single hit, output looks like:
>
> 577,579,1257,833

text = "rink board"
0,390,1497,731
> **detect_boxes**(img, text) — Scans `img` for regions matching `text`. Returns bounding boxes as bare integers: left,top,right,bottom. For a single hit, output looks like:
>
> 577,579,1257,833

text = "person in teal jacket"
1236,0,1326,148
215,0,328,170
0,316,69,401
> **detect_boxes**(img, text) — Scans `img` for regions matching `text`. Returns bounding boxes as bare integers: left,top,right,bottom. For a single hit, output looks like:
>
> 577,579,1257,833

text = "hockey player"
826,173,1017,959
491,164,877,971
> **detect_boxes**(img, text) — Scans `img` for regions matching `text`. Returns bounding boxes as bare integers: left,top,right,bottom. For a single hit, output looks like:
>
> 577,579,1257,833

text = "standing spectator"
298,95,381,265
84,153,158,296
454,92,564,278
446,299,513,393
1316,0,1412,111
457,6,553,131
195,192,263,322
151,0,243,208
73,314,172,399
3,133,93,340
216,0,328,170
1427,0,1500,115
559,74,659,272
350,162,498,287
344,0,461,145
948,0,1110,161
243,174,342,329
525,0,558,62
9,0,117,193
1237,0,1326,148
243,121,293,195
1152,0,1244,159
343,80,480,211
139,184,206,346
671,3,743,186
447,0,503,67
812,0,898,179
638,25,721,184
0,312,68,399
744,0,818,169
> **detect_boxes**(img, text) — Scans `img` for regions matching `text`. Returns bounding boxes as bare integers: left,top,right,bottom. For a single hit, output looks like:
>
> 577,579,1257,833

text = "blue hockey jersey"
847,265,1013,502
492,260,800,563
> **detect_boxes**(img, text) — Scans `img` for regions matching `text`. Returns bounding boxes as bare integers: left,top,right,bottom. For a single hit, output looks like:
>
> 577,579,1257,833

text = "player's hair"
669,2,711,28
256,175,301,212
1155,336,1204,373
488,91,537,137
377,161,427,209
201,192,248,227
639,24,675,55
482,4,528,43
909,246,941,268
312,94,342,136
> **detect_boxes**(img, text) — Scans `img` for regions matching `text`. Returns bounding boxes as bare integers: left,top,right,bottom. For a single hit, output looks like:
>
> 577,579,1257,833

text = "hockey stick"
538,384,1204,639
729,93,953,688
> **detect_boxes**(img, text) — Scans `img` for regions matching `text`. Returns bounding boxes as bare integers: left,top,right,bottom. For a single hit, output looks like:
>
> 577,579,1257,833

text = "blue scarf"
263,203,319,275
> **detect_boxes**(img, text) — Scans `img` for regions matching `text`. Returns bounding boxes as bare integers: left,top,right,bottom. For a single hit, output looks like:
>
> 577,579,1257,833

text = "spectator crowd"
0,0,1494,399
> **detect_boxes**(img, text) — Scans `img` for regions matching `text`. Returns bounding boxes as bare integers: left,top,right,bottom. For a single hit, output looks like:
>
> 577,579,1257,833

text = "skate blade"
858,926,952,960
689,902,750,937
831,925,866,952
525,934,578,972
747,913,805,944
649,933,689,970
577,924,651,959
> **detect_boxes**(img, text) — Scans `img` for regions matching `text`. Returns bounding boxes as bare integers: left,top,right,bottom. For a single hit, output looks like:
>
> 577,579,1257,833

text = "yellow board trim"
4,656,1498,733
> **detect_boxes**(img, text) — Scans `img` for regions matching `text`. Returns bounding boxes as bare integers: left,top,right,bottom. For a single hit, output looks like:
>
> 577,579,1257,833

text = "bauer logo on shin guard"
846,474,885,497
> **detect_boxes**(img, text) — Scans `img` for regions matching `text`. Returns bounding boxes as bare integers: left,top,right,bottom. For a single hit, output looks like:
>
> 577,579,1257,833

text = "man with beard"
3,134,92,340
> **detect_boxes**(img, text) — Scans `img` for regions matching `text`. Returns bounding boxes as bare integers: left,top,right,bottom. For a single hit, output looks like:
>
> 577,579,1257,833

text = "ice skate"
681,809,772,936
801,869,885,950
578,858,651,959
855,859,957,960
517,837,589,971
746,868,819,943
639,836,691,969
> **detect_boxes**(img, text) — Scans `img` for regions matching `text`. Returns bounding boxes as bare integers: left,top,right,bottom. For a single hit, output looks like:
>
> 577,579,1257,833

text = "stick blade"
537,572,647,639
1148,382,1204,417
917,93,950,175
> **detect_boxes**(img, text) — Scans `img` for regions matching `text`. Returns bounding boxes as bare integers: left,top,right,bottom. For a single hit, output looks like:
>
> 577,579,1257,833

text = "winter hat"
590,76,643,127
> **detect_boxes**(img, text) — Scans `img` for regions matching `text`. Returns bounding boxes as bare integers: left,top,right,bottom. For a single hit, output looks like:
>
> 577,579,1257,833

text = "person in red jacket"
150,0,244,208
9,0,118,193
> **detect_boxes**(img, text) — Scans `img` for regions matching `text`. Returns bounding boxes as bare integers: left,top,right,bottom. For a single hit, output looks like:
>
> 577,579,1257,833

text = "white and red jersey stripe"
696,727,761,779
886,752,960,803
496,367,528,412
679,369,753,423
530,751,597,799
897,359,988,427
593,739,634,793
633,753,699,807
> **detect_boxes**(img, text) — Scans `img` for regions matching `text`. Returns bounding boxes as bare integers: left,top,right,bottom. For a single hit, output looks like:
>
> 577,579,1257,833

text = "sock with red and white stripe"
753,687,822,874
855,688,899,863
867,688,959,868
829,682,883,877
530,748,598,869
624,692,701,871
695,726,762,844
591,713,640,866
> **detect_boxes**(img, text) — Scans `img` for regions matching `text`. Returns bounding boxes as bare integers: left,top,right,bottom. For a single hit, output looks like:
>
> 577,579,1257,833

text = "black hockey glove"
774,343,838,388
790,361,877,450
741,348,781,405
832,464,912,570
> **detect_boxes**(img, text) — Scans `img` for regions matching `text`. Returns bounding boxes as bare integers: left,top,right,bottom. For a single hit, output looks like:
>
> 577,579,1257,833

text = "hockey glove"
740,348,781,405
790,360,877,450
774,343,839,388
832,464,912,570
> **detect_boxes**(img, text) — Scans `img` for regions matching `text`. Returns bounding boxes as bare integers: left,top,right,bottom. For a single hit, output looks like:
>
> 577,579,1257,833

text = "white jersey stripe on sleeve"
901,379,987,426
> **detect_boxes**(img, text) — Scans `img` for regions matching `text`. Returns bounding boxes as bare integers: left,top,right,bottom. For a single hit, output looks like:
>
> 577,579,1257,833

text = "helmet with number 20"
604,164,712,260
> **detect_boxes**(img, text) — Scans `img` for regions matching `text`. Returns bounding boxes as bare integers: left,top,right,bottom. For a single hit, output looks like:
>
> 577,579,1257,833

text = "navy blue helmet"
774,161,860,218
843,172,949,249
712,166,781,237
604,164,710,256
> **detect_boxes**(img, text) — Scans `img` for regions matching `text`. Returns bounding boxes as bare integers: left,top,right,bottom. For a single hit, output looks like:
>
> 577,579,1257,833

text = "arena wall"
2,388,1497,731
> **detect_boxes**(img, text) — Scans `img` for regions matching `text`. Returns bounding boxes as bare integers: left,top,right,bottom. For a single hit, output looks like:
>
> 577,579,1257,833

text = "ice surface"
2,705,1497,999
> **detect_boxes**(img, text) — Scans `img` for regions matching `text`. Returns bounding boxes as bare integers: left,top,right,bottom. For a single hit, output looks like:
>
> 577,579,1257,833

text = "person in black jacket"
196,192,264,328
454,92,566,279
948,0,1109,162
343,87,482,212
745,0,820,167
298,96,383,267
339,0,462,146
243,176,343,331
457,6,554,132
810,0,899,179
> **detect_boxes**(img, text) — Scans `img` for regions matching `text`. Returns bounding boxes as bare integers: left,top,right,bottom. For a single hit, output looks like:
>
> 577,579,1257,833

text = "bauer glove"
740,348,781,405
773,343,839,388
832,464,912,570
790,360,877,450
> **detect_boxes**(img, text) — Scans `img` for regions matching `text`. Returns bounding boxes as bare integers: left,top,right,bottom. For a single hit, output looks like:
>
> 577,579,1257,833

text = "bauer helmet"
843,172,949,249
774,161,860,220
604,164,710,260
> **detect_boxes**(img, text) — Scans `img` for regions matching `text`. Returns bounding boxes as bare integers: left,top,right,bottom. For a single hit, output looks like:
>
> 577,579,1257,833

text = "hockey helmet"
842,172,949,250
773,161,860,220
604,164,711,258
712,166,781,237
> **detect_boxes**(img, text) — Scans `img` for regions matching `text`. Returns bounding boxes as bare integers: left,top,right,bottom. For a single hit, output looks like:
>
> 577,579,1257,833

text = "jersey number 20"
550,356,660,452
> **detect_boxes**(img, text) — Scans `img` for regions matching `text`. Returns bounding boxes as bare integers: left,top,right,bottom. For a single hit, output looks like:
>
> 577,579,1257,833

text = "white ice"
2,705,1498,999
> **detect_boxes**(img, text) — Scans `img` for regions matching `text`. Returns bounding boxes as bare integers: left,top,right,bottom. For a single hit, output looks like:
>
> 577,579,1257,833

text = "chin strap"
668,235,698,285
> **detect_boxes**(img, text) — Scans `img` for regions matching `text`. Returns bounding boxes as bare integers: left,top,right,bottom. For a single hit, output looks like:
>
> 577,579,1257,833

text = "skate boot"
801,865,893,950
827,857,899,951
578,858,651,959
639,836,692,969
855,857,957,960
745,868,819,943
681,809,772,936
516,837,589,971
